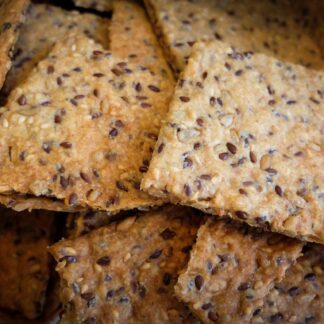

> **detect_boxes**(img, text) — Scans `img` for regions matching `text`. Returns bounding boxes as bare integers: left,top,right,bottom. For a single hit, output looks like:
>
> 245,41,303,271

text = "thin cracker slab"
144,0,324,74
142,41,324,243
252,244,324,323
0,3,110,102
0,207,55,319
0,32,173,212
175,217,302,323
50,206,202,323
72,0,112,12
0,0,29,89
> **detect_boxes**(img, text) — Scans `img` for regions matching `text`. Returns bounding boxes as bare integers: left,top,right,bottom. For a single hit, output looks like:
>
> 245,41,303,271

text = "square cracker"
72,0,112,12
175,217,302,323
0,207,55,319
252,244,324,323
0,0,29,90
142,41,324,243
50,206,202,323
0,3,110,103
0,32,173,212
144,0,324,74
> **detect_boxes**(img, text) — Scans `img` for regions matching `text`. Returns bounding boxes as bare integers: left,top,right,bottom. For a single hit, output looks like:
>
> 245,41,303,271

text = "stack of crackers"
0,0,323,323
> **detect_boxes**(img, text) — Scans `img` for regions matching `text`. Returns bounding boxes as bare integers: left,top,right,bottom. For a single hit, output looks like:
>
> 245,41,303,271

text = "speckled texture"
72,0,112,12
144,0,324,75
0,3,110,103
252,244,324,324
0,32,173,212
0,207,55,319
0,0,29,90
175,217,302,323
142,41,324,243
50,206,202,323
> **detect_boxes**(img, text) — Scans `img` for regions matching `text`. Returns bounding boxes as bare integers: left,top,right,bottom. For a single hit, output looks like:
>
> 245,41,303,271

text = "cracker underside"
50,206,202,323
142,41,324,243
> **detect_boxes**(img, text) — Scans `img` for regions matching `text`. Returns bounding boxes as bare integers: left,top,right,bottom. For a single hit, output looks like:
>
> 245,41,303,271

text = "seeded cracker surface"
72,0,112,12
142,41,324,243
0,207,55,319
175,217,302,323
0,3,110,103
50,206,202,323
0,0,29,90
0,33,173,212
252,244,324,324
144,0,324,75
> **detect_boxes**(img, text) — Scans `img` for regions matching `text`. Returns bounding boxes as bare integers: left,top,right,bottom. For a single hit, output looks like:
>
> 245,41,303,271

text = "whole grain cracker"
0,3,109,103
0,0,29,90
72,0,112,12
50,206,202,323
142,41,324,243
175,217,302,323
0,207,55,319
252,244,324,323
144,0,324,74
0,33,173,212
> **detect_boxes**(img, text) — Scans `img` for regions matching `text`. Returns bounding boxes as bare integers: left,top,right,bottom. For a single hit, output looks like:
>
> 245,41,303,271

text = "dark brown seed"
42,143,51,154
54,114,62,124
19,151,25,161
139,166,148,173
17,95,27,106
210,96,216,106
202,71,208,79
253,308,261,316
148,85,160,92
68,193,78,205
111,68,122,76
184,184,192,196
57,77,63,86
115,120,124,128
60,142,72,149
61,255,77,263
200,174,211,180
270,313,283,322
194,275,204,290
141,102,152,108
201,303,212,310
250,151,257,163
106,290,114,299
160,228,176,240
60,176,68,189
304,273,316,281
163,273,171,285
80,172,91,184
287,100,296,105
275,185,283,197
73,67,82,72
183,157,193,168
81,292,94,302
139,285,146,298
179,96,190,102
96,256,110,266
116,181,128,192
93,73,105,78
208,311,219,322
149,249,162,259
194,142,201,150
235,69,243,76
135,82,142,92
288,286,300,296
235,210,248,220
158,143,165,153
109,128,118,138
226,142,237,154
225,62,231,70
238,282,250,291
47,65,54,74
219,152,229,160
93,50,103,55
239,188,247,195
267,85,275,95
93,89,99,97
196,118,204,126
268,99,276,106
217,97,223,106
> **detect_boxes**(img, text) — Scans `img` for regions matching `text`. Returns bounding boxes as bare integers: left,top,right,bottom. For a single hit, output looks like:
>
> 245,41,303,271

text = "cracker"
0,3,109,103
0,32,173,212
72,0,112,12
0,207,55,319
252,244,324,323
50,206,202,323
110,0,173,80
142,41,324,243
0,0,29,90
0,193,85,212
144,0,324,74
175,217,302,323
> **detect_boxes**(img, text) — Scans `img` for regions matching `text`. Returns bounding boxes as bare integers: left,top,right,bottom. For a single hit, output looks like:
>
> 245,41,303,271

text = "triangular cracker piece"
142,41,324,243
0,207,55,319
0,0,29,89
144,0,324,74
252,244,324,323
0,33,174,212
50,206,202,323
175,217,302,323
